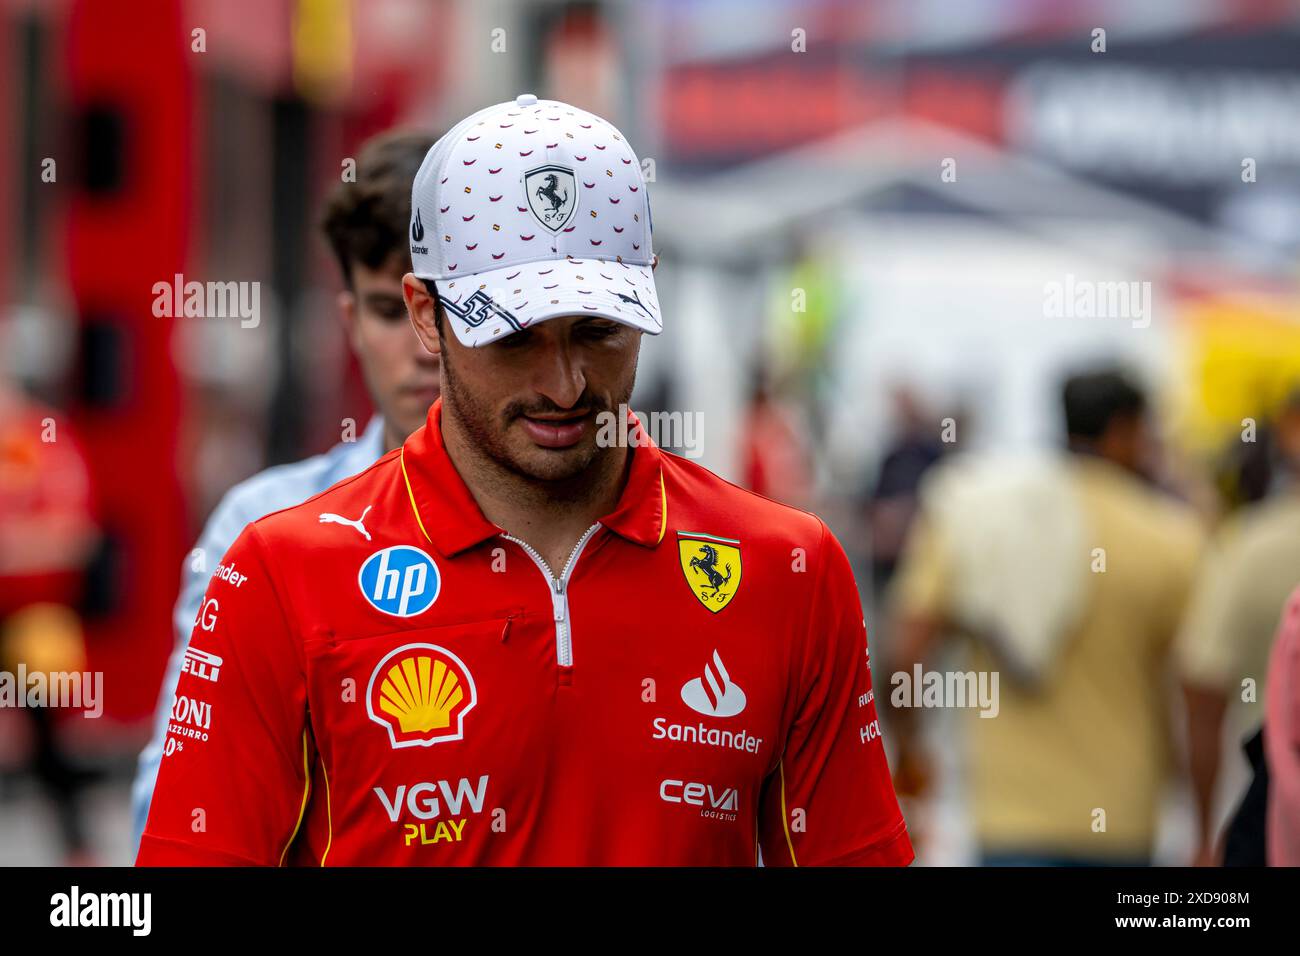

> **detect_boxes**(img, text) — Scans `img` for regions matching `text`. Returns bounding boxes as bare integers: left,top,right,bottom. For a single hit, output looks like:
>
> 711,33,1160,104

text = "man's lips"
518,411,591,449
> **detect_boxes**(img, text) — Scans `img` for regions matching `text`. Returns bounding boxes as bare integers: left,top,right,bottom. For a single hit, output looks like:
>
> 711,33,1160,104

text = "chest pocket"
300,611,556,800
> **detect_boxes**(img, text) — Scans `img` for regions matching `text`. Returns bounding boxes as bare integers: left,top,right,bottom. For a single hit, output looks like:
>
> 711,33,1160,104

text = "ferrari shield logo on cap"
678,532,742,613
523,164,577,232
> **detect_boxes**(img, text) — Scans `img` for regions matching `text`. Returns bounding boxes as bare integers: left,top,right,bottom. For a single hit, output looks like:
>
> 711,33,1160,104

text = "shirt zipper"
501,524,600,667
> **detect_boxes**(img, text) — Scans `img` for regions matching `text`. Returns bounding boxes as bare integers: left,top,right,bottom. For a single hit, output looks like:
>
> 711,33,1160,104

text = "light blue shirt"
130,416,388,851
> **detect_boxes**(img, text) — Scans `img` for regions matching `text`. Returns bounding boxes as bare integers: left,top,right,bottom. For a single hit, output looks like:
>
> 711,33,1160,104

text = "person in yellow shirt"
889,369,1203,865
1178,389,1300,865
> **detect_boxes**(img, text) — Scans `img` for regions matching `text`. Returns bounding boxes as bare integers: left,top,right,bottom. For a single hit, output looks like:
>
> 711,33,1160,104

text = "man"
136,95,911,866
1178,388,1300,864
0,377,99,864
890,369,1203,865
129,129,439,849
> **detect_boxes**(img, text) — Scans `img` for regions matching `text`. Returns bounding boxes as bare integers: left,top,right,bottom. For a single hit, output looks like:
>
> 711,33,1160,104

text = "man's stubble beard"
440,336,637,501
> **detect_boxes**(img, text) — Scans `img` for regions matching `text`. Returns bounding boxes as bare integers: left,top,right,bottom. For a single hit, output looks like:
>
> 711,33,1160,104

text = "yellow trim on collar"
400,447,433,544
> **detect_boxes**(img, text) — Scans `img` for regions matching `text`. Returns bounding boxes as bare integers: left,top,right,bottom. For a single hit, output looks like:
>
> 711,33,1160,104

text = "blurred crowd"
739,295,1300,866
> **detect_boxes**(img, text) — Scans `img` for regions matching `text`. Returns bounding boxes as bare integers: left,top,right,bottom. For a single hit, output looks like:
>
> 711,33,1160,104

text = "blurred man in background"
738,361,815,510
866,386,953,594
129,129,439,848
0,377,99,864
1220,583,1300,867
889,369,1204,865
1178,387,1300,864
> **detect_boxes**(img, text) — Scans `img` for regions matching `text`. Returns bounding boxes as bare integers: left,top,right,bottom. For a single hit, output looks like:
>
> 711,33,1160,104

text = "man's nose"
530,340,586,408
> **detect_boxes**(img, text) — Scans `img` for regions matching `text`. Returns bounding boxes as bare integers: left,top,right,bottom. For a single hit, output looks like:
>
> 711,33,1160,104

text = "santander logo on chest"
358,545,442,617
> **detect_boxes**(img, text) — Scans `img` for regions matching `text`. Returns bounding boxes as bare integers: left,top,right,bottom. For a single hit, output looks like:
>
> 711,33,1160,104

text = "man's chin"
505,439,601,483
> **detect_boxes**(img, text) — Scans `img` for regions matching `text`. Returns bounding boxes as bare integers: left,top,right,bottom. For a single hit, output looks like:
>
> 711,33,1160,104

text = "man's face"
438,312,642,483
341,255,440,442
1103,412,1153,477
1278,404,1300,471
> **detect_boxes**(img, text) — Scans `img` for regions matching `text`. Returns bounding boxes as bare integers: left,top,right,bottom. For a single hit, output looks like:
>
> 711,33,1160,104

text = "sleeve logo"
181,647,222,683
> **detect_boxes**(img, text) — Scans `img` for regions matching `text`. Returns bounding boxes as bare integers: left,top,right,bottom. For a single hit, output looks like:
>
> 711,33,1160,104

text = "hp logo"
358,546,441,617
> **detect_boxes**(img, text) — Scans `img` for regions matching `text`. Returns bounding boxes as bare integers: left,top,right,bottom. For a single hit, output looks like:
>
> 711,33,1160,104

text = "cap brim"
429,257,662,347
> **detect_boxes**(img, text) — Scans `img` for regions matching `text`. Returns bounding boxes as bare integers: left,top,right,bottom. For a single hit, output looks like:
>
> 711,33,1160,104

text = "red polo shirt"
137,399,911,866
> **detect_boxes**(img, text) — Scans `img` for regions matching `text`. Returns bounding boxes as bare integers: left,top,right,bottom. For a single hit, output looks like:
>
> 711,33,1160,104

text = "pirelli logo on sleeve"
181,647,222,684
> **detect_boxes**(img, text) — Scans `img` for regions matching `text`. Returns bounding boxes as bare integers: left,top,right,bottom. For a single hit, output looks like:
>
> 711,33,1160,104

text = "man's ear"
651,253,659,271
402,273,442,358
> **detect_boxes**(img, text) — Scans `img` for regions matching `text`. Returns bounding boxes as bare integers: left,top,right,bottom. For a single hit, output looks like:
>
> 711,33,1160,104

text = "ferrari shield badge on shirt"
678,532,742,613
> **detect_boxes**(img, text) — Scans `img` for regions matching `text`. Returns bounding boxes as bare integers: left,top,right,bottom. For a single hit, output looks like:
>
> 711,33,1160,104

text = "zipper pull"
552,580,566,624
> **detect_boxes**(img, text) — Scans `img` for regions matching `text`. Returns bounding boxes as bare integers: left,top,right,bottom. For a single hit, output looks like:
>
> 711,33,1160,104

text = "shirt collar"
400,398,668,558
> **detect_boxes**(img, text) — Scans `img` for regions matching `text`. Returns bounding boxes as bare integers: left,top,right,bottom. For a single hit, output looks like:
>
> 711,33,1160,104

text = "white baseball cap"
409,93,662,347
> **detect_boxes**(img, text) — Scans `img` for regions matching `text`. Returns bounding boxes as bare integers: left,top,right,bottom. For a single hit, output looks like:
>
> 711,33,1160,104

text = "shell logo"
366,644,477,749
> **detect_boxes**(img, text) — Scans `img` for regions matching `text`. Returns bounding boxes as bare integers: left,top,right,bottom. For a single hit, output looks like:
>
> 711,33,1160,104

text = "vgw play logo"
359,546,441,617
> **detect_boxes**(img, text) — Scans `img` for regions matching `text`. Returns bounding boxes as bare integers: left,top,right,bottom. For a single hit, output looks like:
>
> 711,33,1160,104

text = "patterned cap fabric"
409,93,662,347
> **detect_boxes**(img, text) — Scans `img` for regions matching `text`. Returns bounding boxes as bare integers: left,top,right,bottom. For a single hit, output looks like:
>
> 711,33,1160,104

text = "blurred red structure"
64,0,190,725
